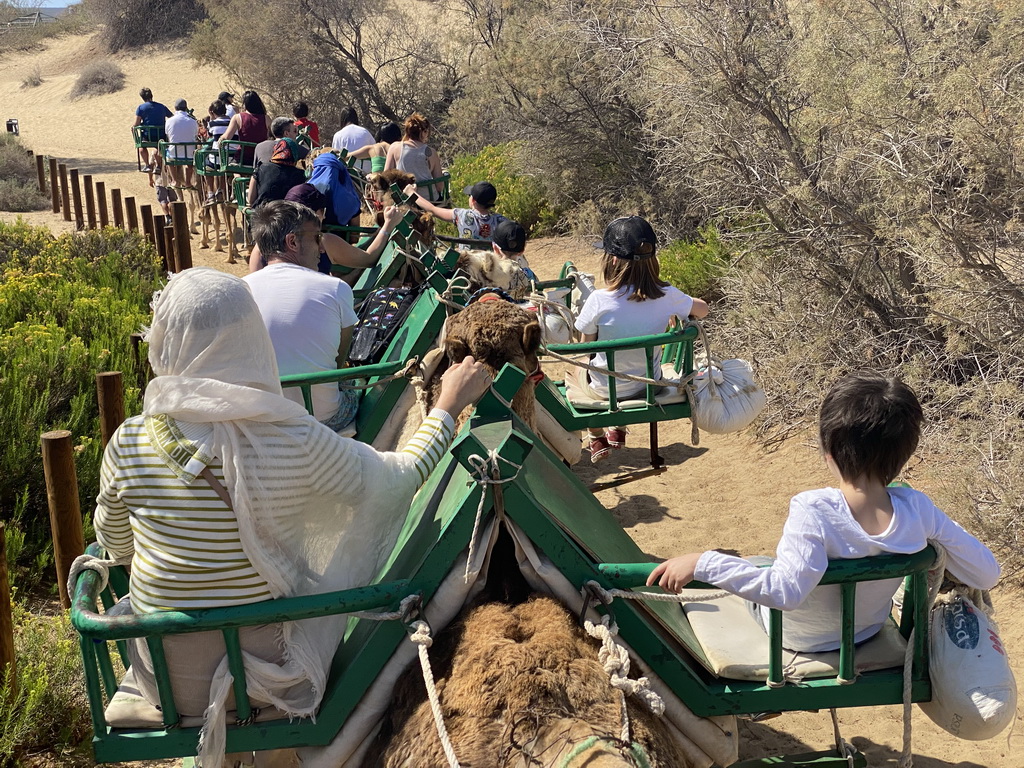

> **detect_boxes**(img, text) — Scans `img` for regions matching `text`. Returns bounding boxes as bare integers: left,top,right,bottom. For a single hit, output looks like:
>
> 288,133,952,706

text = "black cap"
597,216,657,260
463,181,497,207
218,91,234,102
492,219,527,253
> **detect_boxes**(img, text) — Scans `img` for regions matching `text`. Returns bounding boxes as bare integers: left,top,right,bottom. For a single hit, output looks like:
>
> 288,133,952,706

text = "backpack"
349,286,421,364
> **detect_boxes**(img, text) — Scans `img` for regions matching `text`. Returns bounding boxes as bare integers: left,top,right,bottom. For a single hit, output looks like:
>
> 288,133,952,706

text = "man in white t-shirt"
244,200,360,431
331,106,374,174
403,180,508,250
164,98,199,188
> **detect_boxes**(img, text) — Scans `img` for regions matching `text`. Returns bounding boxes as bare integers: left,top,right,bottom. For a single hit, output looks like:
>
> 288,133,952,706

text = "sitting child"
648,371,1000,653
574,216,710,462
152,155,177,226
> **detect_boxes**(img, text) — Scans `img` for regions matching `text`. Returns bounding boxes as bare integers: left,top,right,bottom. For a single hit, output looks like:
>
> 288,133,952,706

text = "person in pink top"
220,90,272,166
648,371,1000,653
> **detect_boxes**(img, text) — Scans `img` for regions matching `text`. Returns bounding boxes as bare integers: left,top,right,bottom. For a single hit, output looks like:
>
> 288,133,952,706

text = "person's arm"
247,173,257,207
248,244,264,273
220,114,241,142
264,114,273,134
582,332,598,342
689,298,710,319
348,143,376,160
133,115,143,128
383,142,399,172
402,183,454,222
93,431,135,562
337,325,353,368
425,145,444,197
925,499,1001,589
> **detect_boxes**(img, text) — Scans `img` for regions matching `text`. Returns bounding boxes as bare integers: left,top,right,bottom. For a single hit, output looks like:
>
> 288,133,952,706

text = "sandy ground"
3,32,1022,767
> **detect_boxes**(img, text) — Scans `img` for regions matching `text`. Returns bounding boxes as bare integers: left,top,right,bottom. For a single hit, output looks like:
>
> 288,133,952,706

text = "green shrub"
0,135,48,212
446,143,559,235
0,222,161,592
658,226,730,300
70,60,125,100
0,608,93,767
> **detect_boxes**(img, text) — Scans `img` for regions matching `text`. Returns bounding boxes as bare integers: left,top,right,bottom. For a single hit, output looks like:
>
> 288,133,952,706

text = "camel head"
456,248,531,300
444,299,541,430
368,169,435,246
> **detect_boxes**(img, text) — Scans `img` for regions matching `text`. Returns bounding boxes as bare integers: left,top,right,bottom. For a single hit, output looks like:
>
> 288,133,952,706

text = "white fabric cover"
690,358,766,434
566,365,688,410
919,590,1017,740
683,593,909,682
142,269,422,767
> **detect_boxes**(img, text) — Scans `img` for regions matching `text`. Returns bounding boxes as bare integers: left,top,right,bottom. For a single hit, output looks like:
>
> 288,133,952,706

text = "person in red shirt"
292,101,320,146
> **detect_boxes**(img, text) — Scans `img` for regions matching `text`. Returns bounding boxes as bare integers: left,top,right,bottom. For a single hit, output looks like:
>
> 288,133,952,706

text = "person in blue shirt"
133,87,172,173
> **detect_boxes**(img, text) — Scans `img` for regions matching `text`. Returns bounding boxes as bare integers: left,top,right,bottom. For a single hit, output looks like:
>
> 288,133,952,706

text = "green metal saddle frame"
70,371,934,767
132,125,164,149
157,140,202,168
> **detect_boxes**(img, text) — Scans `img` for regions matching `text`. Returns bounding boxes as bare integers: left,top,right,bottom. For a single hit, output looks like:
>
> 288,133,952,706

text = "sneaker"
588,434,612,464
605,427,627,448
141,165,154,173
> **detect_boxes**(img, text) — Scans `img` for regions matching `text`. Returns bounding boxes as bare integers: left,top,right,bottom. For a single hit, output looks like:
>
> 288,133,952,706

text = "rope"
67,552,127,599
335,357,421,390
583,580,729,606
350,594,421,622
409,620,462,768
829,709,859,768
463,451,522,582
435,275,473,314
897,542,947,768
583,615,665,723
558,735,653,768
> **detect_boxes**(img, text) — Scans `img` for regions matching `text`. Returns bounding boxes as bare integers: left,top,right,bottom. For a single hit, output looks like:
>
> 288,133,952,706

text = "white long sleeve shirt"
695,486,1000,652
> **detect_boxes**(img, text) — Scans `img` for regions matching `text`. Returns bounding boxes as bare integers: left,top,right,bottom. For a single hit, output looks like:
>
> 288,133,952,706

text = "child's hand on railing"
647,552,703,592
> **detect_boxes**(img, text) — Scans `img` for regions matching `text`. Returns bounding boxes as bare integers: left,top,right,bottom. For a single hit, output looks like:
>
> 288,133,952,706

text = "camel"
364,594,698,767
371,298,581,464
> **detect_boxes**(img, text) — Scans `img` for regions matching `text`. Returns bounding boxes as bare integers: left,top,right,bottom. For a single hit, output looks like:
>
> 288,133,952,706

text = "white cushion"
682,593,909,682
565,365,688,411
105,667,287,730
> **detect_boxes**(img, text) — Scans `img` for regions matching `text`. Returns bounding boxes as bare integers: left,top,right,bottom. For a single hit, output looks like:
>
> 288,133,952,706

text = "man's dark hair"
209,99,226,117
819,371,924,485
270,117,295,138
251,200,319,258
140,87,153,101
340,106,359,127
293,101,309,119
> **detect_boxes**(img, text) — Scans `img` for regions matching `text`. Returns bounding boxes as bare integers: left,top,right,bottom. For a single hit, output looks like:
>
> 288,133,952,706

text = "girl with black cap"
573,216,710,462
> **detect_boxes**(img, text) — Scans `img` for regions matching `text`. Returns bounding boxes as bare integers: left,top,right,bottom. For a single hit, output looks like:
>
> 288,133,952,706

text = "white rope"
336,357,422,390
435,275,473,314
463,451,522,582
350,594,421,622
583,580,729,606
583,614,665,745
67,552,128,600
409,620,461,768
897,542,947,768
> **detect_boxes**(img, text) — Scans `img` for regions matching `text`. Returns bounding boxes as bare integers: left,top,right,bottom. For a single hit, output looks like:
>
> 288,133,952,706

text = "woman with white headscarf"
93,268,489,767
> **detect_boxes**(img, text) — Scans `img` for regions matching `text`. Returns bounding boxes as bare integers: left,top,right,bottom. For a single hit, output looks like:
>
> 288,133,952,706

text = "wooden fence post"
96,181,109,228
83,174,97,230
58,164,71,222
171,200,192,270
0,522,15,702
35,154,45,195
40,431,85,609
152,213,170,272
96,372,125,448
69,168,84,230
111,189,124,229
140,204,155,245
124,196,139,233
130,332,150,389
48,157,59,214
163,227,176,272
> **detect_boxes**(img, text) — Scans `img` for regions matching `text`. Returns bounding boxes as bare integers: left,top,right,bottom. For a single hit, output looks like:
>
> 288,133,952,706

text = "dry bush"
20,67,42,89
70,59,125,99
89,0,205,52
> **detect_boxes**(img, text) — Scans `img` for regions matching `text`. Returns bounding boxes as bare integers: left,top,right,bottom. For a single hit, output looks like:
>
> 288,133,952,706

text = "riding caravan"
76,115,1014,768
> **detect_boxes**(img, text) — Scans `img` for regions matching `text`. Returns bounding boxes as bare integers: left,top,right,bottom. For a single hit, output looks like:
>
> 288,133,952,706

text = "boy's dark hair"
209,99,226,117
819,371,923,485
140,87,153,101
340,106,358,126
293,101,309,119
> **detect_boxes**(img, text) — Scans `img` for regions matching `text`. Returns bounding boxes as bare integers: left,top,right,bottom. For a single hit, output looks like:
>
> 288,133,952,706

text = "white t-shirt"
225,104,237,119
244,264,358,421
332,124,374,173
695,486,1001,652
164,111,199,160
573,284,693,398
452,208,508,248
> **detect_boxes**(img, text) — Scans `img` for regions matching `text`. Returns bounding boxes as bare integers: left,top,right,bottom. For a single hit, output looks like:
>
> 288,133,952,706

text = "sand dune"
1,31,1021,767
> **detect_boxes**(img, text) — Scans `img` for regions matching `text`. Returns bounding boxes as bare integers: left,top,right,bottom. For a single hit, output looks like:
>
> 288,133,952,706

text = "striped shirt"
95,409,455,613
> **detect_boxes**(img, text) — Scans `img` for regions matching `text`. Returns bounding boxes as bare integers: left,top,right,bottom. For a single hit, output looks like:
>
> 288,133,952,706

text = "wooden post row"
111,189,124,229
83,174,97,230
40,431,85,609
48,157,59,214
68,168,84,231
0,521,15,701
162,226,176,273
58,163,71,222
171,200,192,270
140,204,155,245
96,181,109,228
152,214,169,272
124,196,139,232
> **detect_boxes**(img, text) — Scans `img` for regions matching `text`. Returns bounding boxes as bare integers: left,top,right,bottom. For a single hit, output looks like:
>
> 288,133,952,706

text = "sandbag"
918,591,1016,740
690,358,766,434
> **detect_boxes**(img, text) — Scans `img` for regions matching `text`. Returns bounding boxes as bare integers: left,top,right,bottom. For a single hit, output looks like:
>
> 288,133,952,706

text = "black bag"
349,286,420,364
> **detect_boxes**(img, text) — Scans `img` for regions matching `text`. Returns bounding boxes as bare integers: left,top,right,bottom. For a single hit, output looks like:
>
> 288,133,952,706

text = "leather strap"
200,466,233,510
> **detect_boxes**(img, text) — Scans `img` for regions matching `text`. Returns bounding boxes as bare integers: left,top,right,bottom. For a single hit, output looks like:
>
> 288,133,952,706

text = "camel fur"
366,169,435,246
364,596,696,768
370,299,581,464
457,248,531,300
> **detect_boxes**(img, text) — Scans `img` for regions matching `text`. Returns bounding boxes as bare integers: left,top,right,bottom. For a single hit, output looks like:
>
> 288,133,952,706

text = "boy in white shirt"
648,371,1000,652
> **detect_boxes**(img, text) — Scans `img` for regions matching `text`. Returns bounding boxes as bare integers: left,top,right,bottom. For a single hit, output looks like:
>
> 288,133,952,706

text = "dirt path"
2,32,1021,767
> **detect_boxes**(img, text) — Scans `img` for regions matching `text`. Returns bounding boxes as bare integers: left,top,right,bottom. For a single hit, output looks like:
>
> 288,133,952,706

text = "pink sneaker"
589,435,612,463
605,428,627,448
